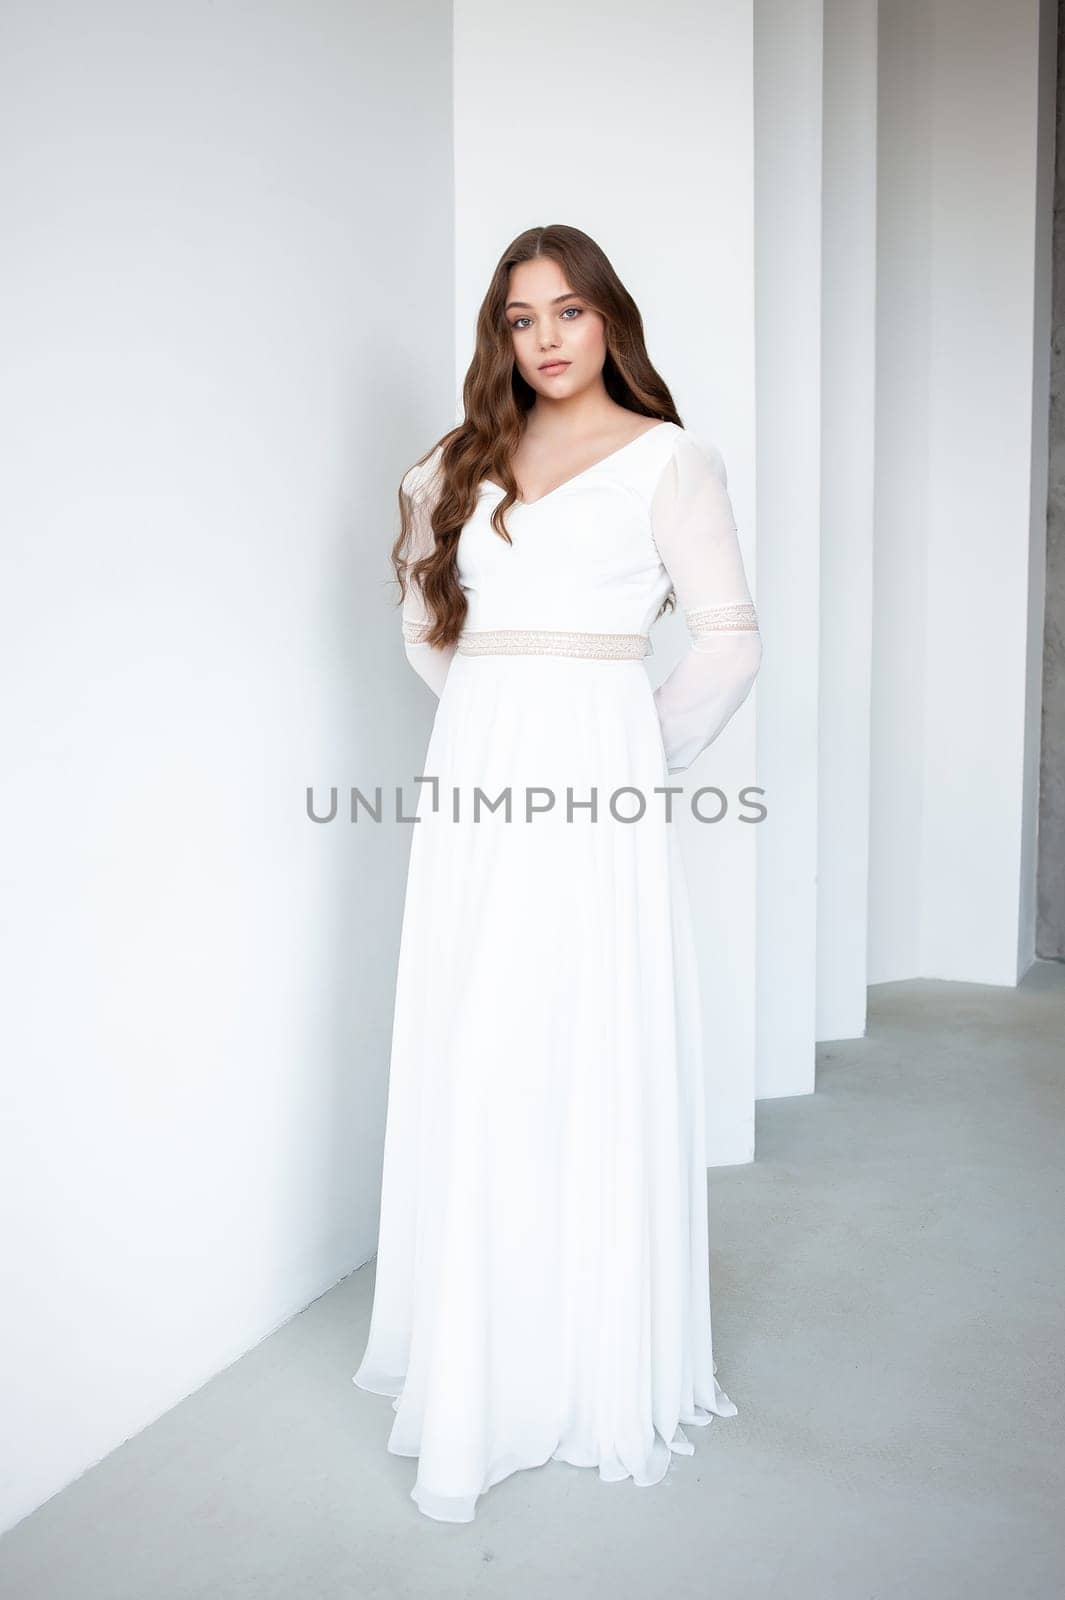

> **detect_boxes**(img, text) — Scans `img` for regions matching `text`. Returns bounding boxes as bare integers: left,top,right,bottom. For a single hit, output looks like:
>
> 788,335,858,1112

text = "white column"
872,0,1054,984
454,0,760,1164
754,0,825,1096
818,0,880,1042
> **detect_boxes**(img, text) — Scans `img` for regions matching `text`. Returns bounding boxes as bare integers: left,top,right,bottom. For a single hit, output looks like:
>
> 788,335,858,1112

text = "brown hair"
391,223,684,648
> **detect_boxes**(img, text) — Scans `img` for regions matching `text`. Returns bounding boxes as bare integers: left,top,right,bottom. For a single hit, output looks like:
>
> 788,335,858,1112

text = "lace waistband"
453,627,652,660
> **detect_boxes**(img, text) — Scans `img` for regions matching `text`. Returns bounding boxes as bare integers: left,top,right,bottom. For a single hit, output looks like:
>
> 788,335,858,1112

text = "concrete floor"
2,965,1063,1600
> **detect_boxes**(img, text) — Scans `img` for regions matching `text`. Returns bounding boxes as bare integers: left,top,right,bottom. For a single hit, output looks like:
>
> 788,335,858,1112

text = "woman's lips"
539,361,570,374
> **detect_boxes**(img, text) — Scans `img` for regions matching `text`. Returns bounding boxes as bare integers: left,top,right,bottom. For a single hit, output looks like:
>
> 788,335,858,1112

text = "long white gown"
352,419,761,1522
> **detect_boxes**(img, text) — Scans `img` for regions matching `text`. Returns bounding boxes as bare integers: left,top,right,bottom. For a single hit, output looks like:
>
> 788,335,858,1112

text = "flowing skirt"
352,652,738,1522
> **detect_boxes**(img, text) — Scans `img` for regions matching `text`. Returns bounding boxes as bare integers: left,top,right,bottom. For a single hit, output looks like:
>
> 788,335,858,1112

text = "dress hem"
351,1367,739,1524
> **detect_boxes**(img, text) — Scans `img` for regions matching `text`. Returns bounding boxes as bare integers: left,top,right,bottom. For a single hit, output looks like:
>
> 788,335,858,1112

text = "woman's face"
505,256,607,401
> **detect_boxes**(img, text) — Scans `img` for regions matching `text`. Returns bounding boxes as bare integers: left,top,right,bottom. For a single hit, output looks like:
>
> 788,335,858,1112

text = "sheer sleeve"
650,435,762,774
399,445,455,698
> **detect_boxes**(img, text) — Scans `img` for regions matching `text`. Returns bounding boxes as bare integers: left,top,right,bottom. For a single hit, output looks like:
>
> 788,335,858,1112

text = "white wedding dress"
352,419,761,1522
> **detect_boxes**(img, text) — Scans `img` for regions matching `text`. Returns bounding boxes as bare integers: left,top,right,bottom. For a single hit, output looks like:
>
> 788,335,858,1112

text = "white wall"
454,0,761,1164
872,0,1052,985
0,0,454,1535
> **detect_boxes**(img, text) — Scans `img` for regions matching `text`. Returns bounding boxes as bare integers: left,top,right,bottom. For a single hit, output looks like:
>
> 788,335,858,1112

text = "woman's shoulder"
400,440,446,503
658,423,728,485
641,423,729,497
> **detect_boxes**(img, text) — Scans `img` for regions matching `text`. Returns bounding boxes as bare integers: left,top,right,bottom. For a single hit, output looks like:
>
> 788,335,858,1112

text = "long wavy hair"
391,224,684,648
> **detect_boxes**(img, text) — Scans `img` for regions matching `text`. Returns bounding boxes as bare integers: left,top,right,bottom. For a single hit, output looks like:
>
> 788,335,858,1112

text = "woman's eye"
510,307,583,331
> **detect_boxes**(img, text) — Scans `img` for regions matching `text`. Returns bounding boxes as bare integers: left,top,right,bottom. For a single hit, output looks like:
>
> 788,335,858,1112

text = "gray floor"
3,965,1063,1600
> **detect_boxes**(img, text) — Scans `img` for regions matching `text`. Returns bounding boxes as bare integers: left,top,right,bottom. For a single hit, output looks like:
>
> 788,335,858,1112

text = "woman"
352,223,762,1523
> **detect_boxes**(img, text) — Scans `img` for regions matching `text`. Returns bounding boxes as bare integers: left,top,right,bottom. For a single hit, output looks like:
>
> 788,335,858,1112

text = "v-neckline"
484,420,673,508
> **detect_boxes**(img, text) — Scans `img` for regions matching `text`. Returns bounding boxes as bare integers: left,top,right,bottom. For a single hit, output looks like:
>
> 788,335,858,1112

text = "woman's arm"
399,449,455,698
650,435,762,773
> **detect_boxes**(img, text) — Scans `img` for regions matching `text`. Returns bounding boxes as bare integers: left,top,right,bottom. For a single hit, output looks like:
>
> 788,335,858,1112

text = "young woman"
352,223,762,1523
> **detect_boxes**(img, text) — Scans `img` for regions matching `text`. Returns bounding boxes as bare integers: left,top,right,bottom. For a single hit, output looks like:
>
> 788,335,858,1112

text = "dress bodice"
455,421,678,640
397,418,762,773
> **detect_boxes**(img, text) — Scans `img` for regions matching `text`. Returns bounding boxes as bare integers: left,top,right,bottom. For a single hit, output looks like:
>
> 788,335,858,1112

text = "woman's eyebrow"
504,292,581,312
